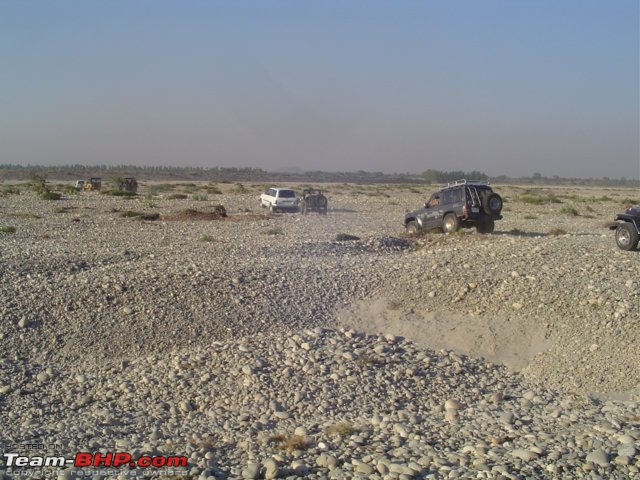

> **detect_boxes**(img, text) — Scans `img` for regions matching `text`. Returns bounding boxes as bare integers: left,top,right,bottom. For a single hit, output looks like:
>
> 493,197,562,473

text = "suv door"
446,187,465,214
419,193,443,229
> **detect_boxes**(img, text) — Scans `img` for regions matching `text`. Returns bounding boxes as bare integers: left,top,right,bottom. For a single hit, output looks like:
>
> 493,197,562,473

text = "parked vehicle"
82,177,102,191
259,188,298,213
299,188,328,215
404,179,503,234
118,177,138,193
75,180,85,191
609,206,640,251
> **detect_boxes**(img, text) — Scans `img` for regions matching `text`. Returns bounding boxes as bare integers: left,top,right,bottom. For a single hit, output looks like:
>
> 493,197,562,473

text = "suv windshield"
279,190,296,198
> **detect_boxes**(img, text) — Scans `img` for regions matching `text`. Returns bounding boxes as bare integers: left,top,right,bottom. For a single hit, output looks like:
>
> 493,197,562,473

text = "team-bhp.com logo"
3,452,188,468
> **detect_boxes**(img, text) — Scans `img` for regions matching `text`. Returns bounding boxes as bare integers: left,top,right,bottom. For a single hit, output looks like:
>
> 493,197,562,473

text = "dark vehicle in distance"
300,188,328,215
405,180,503,234
609,206,640,251
118,177,138,193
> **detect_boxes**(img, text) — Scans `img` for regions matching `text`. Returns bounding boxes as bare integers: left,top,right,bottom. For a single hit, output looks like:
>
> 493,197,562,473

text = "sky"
0,1,638,179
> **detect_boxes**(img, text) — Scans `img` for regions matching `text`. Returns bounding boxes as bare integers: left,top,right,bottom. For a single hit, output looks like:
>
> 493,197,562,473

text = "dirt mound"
164,206,227,221
335,298,551,371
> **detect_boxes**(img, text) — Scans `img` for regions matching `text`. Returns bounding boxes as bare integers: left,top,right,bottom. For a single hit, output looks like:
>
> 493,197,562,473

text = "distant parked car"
83,177,102,191
259,188,298,213
609,206,640,251
404,179,503,234
75,180,85,191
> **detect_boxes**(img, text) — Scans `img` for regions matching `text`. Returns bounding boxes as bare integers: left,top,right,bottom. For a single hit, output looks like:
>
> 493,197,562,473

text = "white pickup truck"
259,188,298,213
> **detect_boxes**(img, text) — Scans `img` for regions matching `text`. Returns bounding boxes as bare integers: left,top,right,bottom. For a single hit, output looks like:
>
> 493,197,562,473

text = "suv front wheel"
405,220,419,235
442,213,460,234
616,223,639,251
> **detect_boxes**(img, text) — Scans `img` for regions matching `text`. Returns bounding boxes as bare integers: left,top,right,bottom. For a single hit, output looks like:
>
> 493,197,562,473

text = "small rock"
511,449,539,462
586,449,610,467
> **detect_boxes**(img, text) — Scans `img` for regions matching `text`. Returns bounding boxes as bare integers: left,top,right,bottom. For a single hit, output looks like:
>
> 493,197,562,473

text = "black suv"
405,180,503,234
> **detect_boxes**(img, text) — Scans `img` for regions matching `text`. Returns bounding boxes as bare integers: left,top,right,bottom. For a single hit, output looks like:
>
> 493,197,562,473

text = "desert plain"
0,181,639,479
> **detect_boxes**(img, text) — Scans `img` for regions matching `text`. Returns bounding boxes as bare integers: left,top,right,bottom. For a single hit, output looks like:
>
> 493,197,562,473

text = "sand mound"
336,298,551,371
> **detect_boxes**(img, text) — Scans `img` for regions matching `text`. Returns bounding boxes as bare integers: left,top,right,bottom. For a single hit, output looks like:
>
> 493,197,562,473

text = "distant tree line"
421,169,489,184
0,164,637,187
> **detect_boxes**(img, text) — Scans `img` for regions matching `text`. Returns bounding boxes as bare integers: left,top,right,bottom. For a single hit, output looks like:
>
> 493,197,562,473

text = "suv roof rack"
443,179,490,188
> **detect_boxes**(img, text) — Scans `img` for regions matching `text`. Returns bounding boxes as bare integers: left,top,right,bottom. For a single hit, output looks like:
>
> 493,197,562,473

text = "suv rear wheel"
476,220,495,234
442,213,460,234
616,223,639,251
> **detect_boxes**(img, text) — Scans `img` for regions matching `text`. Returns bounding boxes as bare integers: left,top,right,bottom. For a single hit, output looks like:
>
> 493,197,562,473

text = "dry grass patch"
167,193,188,200
54,207,77,214
265,433,311,452
560,205,580,216
263,226,283,235
387,299,402,310
326,421,358,438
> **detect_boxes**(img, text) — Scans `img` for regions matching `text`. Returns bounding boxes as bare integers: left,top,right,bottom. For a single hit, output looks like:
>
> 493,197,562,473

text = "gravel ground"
0,181,639,479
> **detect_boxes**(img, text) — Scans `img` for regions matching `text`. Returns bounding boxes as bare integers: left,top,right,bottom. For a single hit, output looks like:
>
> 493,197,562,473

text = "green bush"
1,185,20,196
517,193,562,205
231,183,248,194
103,189,136,197
120,211,142,218
29,172,48,193
560,205,579,216
0,226,16,234
40,191,61,200
335,233,360,241
192,193,208,201
168,193,188,200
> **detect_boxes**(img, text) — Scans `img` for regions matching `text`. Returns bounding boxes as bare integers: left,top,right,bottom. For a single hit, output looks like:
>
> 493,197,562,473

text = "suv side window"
450,188,463,203
267,189,276,197
441,189,453,205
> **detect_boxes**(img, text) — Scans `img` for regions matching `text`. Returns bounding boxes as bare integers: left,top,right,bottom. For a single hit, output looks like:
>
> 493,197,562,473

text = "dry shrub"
265,433,311,452
164,206,227,221
387,299,402,310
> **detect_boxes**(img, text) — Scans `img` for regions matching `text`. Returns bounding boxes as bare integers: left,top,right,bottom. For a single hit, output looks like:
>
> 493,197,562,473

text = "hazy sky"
1,1,638,178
